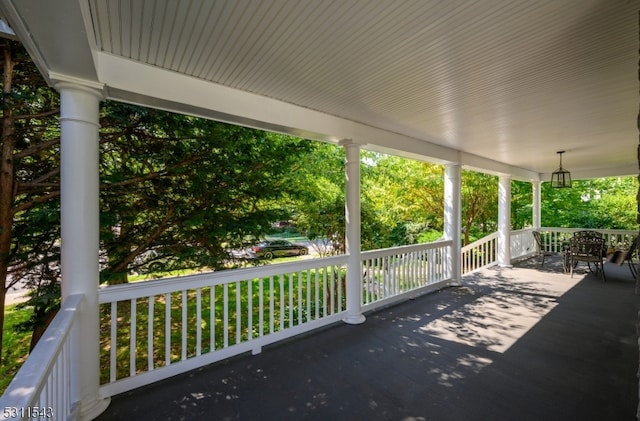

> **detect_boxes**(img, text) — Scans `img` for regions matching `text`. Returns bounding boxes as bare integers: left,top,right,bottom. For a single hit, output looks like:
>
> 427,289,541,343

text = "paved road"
5,281,28,305
5,240,334,307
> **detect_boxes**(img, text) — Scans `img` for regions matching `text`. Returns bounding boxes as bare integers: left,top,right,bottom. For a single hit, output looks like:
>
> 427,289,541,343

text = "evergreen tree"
0,40,61,358
0,42,315,355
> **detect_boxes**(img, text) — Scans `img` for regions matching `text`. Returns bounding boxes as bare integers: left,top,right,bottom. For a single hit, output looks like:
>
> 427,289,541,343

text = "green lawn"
267,233,310,242
99,266,347,383
0,253,328,393
0,304,32,394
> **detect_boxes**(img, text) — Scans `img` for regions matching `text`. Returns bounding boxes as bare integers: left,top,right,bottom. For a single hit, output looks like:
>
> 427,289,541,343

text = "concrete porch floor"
96,256,640,421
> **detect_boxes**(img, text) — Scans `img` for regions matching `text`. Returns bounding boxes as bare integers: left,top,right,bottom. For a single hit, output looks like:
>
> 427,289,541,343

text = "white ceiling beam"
461,152,540,181
99,53,464,164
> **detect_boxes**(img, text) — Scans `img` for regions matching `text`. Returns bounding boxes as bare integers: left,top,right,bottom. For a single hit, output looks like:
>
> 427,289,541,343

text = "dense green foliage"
288,145,387,254
1,41,637,368
542,177,638,229
99,102,313,283
0,40,62,360
360,154,536,246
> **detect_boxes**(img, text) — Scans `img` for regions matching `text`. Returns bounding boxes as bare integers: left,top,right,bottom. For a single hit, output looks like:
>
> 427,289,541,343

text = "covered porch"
3,228,638,420
0,1,639,420
96,256,639,420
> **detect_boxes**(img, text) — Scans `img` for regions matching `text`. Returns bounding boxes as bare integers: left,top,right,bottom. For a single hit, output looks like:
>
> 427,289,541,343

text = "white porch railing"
537,227,637,252
0,294,84,421
460,228,538,274
461,232,498,274
510,228,537,260
97,241,455,397
361,240,453,312
97,255,348,397
3,229,635,414
461,228,637,274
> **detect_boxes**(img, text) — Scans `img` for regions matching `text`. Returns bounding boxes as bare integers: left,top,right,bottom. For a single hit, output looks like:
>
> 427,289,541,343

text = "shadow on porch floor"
97,256,639,421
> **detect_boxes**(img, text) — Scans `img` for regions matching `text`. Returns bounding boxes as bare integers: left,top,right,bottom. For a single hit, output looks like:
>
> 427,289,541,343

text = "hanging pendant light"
551,151,572,188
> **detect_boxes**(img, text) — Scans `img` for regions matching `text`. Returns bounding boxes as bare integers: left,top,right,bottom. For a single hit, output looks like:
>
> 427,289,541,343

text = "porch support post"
56,81,110,419
444,164,462,285
341,140,365,325
498,175,512,267
532,180,542,229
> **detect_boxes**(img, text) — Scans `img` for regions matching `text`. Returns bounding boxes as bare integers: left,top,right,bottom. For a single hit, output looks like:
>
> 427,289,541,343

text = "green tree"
361,153,444,246
0,40,62,358
542,177,638,229
99,102,314,283
361,154,503,246
461,170,498,244
291,144,386,254
512,180,533,229
1,43,318,355
282,142,344,256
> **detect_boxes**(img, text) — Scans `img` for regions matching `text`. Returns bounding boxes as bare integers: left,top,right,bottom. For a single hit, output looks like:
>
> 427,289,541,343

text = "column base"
79,396,110,420
343,314,366,325
498,263,514,268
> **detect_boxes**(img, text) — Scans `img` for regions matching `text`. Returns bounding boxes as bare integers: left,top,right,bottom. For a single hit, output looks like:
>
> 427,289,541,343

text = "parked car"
249,240,308,259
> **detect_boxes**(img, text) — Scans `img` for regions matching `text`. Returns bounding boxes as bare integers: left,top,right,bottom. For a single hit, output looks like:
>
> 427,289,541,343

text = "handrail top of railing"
0,294,84,409
539,227,637,235
99,254,349,303
361,239,452,259
510,227,534,234
461,232,498,251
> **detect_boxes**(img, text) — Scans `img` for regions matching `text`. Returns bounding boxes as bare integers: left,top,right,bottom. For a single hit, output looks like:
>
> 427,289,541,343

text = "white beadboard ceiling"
1,0,639,179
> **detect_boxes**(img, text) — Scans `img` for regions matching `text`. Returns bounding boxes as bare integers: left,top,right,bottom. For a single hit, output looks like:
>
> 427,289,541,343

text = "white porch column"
341,140,365,325
444,164,462,285
532,180,542,229
498,175,512,267
56,82,110,419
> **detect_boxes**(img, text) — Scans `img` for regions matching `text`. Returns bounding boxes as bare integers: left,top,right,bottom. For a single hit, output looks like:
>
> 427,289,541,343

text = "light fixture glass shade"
551,167,572,188
550,151,572,188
